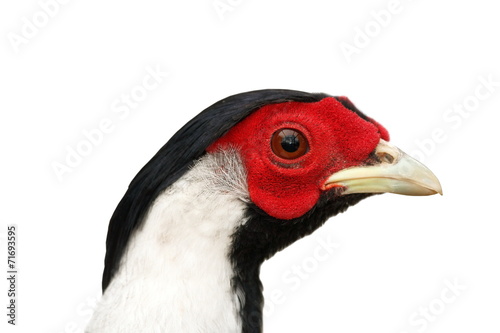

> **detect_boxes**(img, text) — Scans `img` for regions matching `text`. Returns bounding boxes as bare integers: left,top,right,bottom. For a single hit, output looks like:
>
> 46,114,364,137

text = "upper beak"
324,139,443,196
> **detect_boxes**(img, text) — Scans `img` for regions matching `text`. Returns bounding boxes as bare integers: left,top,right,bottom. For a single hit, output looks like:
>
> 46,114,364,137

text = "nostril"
374,139,401,165
377,152,395,164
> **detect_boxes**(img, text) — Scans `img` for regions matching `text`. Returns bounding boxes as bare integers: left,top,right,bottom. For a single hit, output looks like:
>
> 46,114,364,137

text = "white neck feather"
87,151,249,333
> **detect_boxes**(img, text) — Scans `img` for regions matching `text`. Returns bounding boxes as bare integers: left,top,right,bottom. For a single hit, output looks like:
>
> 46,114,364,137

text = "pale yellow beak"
324,139,443,196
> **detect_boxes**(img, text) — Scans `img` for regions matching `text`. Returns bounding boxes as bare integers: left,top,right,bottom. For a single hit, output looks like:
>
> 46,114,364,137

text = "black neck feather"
230,193,372,333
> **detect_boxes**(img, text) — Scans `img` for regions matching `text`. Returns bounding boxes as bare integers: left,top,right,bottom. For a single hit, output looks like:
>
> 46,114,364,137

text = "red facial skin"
207,97,389,220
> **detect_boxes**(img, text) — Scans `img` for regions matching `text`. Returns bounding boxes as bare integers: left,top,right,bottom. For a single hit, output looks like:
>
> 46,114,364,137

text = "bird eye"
271,129,309,159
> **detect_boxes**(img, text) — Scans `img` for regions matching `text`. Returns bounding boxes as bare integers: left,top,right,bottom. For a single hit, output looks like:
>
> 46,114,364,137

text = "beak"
324,139,443,196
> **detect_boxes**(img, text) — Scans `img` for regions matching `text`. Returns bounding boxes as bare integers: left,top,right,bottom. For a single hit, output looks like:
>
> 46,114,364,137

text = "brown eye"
271,129,309,159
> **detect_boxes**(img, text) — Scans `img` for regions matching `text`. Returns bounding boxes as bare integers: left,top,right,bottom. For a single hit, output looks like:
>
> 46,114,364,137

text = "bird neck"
88,151,261,332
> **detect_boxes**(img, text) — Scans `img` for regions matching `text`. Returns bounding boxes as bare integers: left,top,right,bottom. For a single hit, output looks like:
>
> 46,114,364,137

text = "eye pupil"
281,134,300,152
271,128,309,160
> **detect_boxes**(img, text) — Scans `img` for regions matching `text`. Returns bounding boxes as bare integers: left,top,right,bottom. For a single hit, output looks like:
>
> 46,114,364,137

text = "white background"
1,0,499,332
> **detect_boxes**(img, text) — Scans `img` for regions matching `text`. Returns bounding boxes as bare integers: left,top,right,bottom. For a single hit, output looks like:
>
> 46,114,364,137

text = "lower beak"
324,139,442,196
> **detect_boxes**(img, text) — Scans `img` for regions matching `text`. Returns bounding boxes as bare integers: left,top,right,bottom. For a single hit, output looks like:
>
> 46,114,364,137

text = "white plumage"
87,151,249,332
